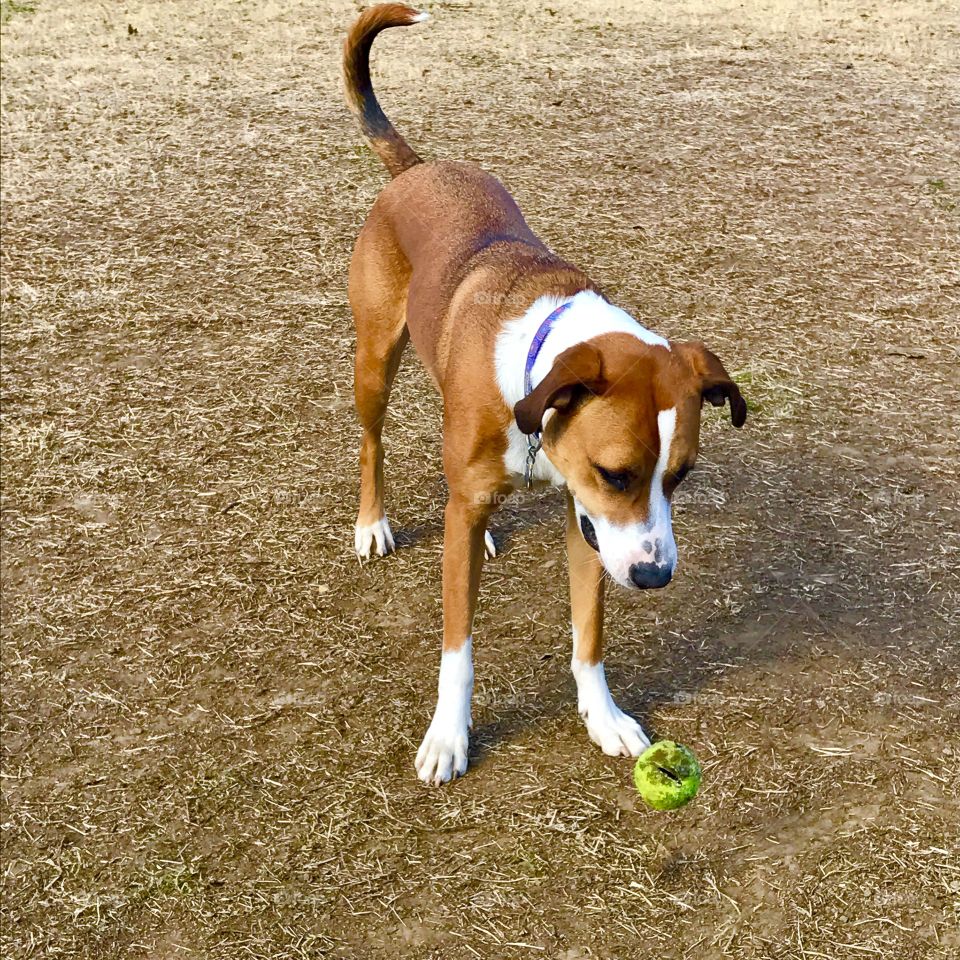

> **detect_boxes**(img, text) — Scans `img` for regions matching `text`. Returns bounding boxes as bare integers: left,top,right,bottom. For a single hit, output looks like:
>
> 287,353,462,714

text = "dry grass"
2,0,960,957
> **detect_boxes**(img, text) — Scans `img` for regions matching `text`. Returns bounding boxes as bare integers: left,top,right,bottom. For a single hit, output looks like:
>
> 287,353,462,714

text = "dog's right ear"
513,343,607,435
675,341,747,428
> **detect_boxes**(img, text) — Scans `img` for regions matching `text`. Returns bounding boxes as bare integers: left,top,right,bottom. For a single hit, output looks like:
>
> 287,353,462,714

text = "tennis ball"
633,740,702,810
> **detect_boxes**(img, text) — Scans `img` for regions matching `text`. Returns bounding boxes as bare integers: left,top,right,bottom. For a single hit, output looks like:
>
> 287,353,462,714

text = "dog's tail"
343,4,427,178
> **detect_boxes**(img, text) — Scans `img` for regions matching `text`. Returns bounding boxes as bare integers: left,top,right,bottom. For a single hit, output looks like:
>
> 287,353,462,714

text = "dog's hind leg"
349,219,410,558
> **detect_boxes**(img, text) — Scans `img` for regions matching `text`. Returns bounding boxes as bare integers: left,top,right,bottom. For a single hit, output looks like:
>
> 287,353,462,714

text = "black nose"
629,562,672,590
579,514,599,551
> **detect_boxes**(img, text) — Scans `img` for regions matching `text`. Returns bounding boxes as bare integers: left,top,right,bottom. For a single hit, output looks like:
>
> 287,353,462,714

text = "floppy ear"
676,341,747,428
513,343,607,435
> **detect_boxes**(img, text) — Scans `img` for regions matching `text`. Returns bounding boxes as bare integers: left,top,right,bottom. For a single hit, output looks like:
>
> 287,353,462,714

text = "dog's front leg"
566,494,650,757
415,492,491,785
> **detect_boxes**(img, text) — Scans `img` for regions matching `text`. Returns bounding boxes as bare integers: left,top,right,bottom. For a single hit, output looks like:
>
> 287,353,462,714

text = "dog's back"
343,7,586,381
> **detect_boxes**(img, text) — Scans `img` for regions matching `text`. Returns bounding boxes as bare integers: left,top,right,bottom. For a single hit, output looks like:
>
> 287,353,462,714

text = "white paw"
572,658,650,758
354,516,395,559
415,719,470,785
582,702,650,758
484,530,497,559
416,640,473,785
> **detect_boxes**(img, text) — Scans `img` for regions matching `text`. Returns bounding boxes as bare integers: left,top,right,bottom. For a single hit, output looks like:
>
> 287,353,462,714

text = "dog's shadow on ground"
462,495,891,767
392,480,562,553
464,583,829,769
392,480,797,764
394,465,954,771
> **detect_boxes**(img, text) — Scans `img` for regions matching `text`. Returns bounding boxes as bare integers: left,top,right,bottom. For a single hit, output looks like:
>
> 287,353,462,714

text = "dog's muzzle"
575,498,677,590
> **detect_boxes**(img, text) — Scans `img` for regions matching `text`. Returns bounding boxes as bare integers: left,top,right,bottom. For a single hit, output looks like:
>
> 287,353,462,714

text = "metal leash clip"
524,433,542,489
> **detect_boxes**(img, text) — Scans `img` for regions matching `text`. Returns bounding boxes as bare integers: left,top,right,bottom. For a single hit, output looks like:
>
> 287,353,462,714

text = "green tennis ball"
633,740,702,810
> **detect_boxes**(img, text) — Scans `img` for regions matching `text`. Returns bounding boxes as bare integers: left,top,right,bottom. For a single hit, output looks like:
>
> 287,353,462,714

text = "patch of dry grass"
2,1,959,957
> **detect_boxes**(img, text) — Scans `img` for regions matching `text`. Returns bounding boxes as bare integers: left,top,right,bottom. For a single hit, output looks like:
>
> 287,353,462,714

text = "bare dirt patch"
2,1,959,957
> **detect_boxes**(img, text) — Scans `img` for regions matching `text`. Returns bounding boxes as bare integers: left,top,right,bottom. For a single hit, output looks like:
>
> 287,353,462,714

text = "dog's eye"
595,465,632,492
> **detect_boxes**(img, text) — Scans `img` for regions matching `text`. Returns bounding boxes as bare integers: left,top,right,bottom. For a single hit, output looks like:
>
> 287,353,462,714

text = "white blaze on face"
575,407,678,589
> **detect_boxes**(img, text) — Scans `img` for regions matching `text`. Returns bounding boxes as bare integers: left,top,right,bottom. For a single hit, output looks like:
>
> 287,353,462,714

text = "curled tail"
342,3,428,178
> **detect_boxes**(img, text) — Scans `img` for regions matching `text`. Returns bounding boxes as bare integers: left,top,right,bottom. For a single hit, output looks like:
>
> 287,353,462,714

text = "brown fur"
342,4,424,177
566,495,606,666
344,7,745,676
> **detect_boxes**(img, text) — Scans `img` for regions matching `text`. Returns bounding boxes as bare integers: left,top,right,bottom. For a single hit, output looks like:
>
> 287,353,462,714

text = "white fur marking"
415,638,473,785
494,291,669,485
648,406,677,544
571,630,650,757
574,407,678,588
354,516,395,558
484,529,497,559
410,11,430,23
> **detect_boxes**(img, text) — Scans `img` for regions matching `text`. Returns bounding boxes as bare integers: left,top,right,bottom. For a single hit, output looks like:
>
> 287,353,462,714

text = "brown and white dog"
343,5,747,785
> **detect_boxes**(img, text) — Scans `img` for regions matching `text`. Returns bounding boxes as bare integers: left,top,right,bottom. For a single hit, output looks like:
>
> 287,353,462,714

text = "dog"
343,4,746,785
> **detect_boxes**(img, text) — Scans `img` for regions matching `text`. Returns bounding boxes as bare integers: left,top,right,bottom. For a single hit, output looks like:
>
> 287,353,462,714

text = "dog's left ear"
675,341,747,428
513,342,607,435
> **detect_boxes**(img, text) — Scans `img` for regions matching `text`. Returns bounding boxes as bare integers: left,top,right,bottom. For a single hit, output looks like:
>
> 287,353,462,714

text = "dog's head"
514,334,746,589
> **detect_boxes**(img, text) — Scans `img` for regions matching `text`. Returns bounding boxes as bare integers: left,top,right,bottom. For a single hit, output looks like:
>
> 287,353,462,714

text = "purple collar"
523,300,573,401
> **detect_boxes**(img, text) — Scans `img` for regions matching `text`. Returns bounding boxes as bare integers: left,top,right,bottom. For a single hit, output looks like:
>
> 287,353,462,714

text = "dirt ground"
2,0,959,957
